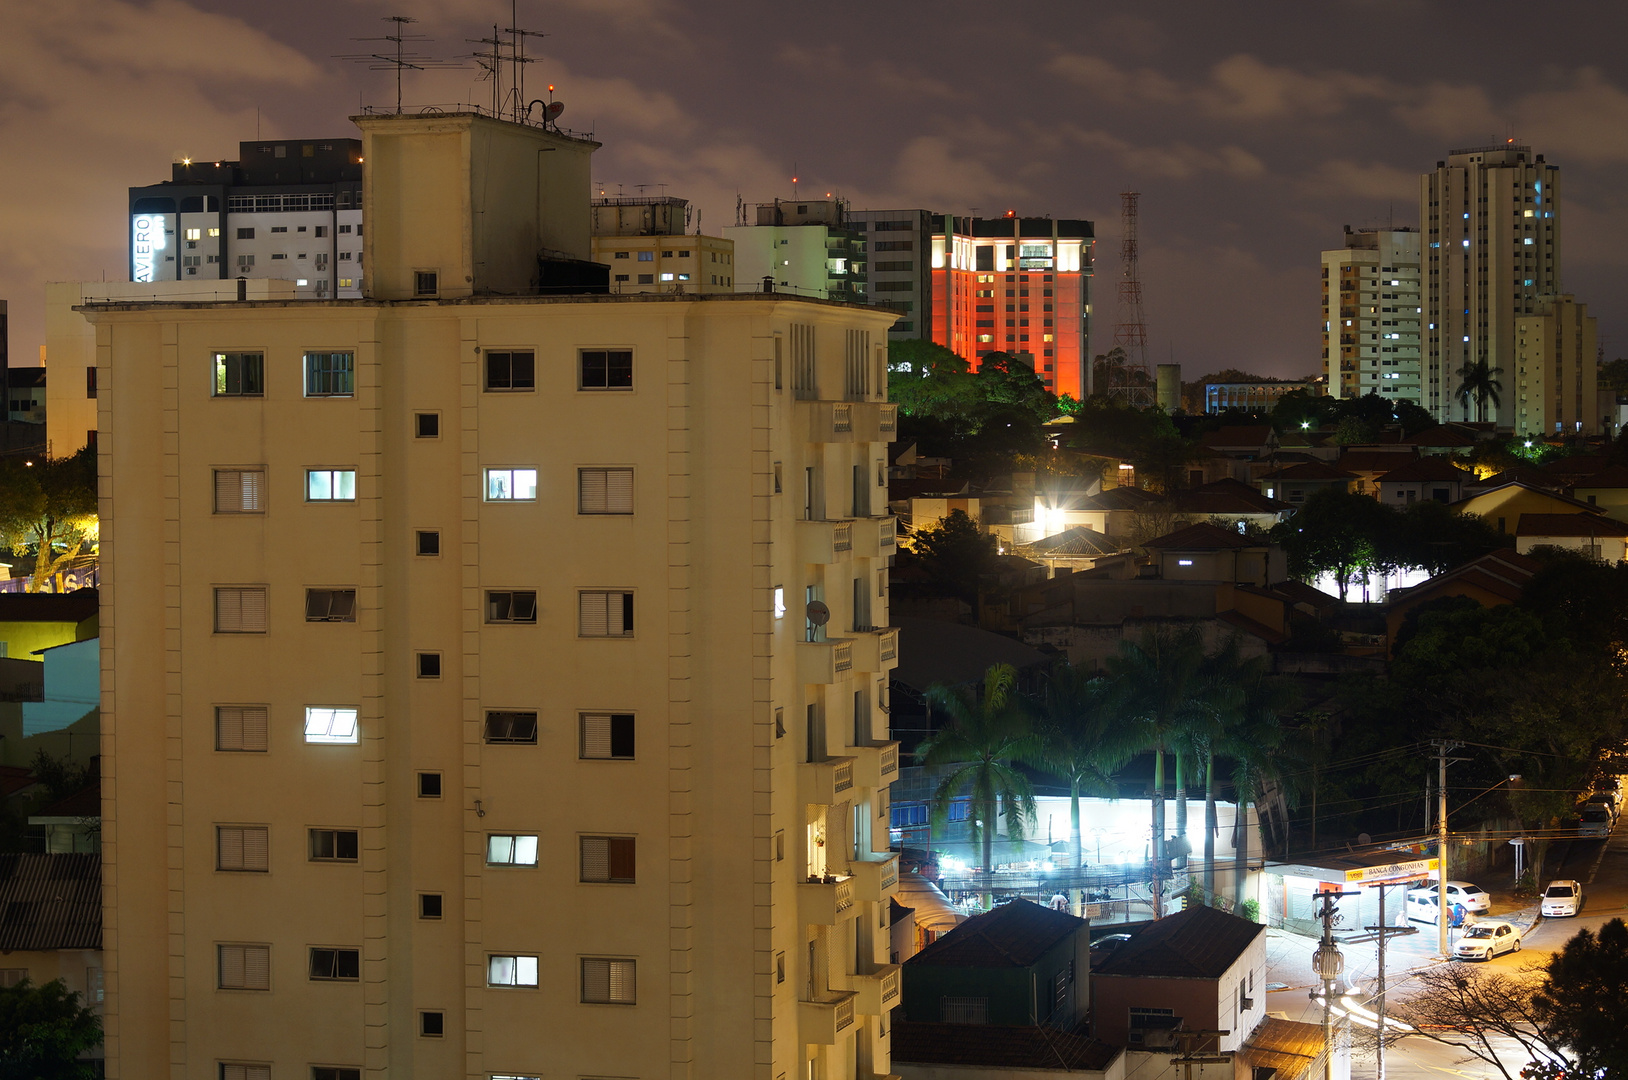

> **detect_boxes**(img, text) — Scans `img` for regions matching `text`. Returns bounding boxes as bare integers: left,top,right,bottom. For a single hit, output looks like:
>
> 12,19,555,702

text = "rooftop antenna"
338,16,462,115
502,0,547,123
736,192,744,227
1109,191,1155,408
468,26,506,116
792,163,798,198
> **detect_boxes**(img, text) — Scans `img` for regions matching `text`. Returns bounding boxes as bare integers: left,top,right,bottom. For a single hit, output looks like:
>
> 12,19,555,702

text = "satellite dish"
805,600,830,626
545,101,564,122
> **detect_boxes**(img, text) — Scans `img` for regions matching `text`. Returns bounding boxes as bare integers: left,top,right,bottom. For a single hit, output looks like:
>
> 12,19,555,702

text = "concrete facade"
1322,227,1421,403
1512,293,1600,436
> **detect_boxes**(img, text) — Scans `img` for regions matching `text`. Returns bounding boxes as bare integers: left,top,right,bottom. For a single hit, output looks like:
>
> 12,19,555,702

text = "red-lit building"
930,214,1095,400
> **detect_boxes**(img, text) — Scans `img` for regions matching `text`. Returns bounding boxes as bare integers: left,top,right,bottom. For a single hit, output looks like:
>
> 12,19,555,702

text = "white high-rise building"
1322,227,1422,404
1422,144,1562,424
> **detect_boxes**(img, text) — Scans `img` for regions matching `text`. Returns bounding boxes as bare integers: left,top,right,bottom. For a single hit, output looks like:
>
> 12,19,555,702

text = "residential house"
29,768,99,853
1515,513,1628,561
1383,548,1540,652
1141,524,1282,586
1237,1017,1338,1080
1257,461,1356,506
1196,426,1279,468
1569,464,1628,517
1015,525,1122,576
1375,457,1471,505
0,589,98,659
1163,480,1293,534
1451,481,1605,535
1334,449,1417,497
1406,424,1480,456
891,1022,1124,1080
0,853,103,1033
1541,454,1611,488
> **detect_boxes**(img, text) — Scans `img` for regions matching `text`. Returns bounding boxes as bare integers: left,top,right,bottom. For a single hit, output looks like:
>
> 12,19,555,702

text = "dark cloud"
6,0,1628,376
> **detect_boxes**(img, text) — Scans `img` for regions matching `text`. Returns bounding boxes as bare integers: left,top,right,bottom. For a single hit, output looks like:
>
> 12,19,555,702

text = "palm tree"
917,663,1042,899
1454,360,1504,423
1215,705,1301,907
1104,625,1210,917
1029,661,1138,872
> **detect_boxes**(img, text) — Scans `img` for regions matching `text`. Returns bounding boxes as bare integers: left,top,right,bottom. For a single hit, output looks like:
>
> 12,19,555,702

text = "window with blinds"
219,1064,271,1080
305,588,357,622
215,706,268,752
213,469,265,513
581,957,636,1004
844,328,871,399
578,468,633,515
579,713,635,759
216,826,269,871
579,591,633,637
484,711,539,744
790,323,817,399
217,944,271,990
214,587,268,633
579,836,635,883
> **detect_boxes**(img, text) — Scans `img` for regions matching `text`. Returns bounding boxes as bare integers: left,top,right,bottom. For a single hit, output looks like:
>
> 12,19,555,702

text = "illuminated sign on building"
131,215,166,283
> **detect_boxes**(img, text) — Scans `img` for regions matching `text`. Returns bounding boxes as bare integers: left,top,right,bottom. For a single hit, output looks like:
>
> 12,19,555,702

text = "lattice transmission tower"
1108,191,1155,407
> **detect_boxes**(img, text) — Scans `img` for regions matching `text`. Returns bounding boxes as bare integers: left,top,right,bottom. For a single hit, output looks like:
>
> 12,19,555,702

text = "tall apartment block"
590,195,737,294
844,209,935,341
92,111,903,1079
726,199,867,304
1321,227,1422,404
1422,144,1562,424
128,139,365,300
1513,294,1600,436
931,215,1094,401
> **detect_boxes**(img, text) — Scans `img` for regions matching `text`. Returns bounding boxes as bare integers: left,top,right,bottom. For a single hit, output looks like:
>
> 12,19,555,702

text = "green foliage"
0,977,101,1079
0,448,97,594
905,509,999,606
1030,662,1140,868
1602,358,1628,393
1239,898,1260,922
1454,360,1505,421
29,750,90,805
888,340,983,424
1064,398,1192,491
1532,919,1628,1078
1271,489,1394,599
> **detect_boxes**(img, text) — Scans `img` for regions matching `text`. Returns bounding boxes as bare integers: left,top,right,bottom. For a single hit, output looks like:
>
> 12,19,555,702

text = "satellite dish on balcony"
805,601,830,626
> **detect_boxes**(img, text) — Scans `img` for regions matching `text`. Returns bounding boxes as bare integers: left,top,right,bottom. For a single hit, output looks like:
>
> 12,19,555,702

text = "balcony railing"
800,991,859,1044
798,756,857,805
880,404,897,433
833,403,853,432
855,965,902,1015
798,638,855,684
850,853,900,903
851,740,900,790
834,641,852,673
850,627,899,673
799,876,856,925
833,521,852,552
799,518,858,564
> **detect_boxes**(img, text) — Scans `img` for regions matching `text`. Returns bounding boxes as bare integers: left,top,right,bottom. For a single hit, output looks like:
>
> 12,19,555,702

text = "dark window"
415,530,440,556
416,652,440,679
485,710,539,744
580,712,635,759
486,590,538,623
414,271,438,296
420,1011,444,1037
237,227,255,240
414,412,439,438
309,829,359,862
305,588,357,622
417,772,442,798
636,274,654,284
580,350,633,389
309,947,360,981
312,1069,361,1080
418,893,443,920
213,352,265,397
86,367,97,398
485,351,535,391
304,352,354,397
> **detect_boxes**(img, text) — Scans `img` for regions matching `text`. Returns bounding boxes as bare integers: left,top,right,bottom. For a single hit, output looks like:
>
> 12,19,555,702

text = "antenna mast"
1109,191,1154,407
339,15,461,115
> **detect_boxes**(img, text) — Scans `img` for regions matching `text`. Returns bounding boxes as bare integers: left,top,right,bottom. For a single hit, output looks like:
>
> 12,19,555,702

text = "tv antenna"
339,16,462,115
468,2,549,123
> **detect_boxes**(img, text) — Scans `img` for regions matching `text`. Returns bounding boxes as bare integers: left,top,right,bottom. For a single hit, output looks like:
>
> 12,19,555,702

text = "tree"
1532,918,1628,1076
916,664,1042,892
1391,963,1574,1080
0,977,102,1079
976,352,1059,427
1602,357,1628,394
1454,359,1504,423
887,339,984,424
1030,662,1137,870
0,448,97,593
906,509,999,607
1271,488,1396,601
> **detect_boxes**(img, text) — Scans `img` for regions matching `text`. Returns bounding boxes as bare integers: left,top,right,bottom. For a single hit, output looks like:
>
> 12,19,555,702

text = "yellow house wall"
1454,486,1591,533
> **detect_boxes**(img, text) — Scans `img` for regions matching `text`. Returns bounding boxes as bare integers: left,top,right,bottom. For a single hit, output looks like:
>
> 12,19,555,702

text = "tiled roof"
1376,457,1472,483
908,898,1085,969
1090,904,1263,979
1142,523,1258,551
1388,548,1540,606
1453,481,1604,514
1336,450,1418,473
0,589,98,625
1239,1018,1326,1080
1466,467,1560,491
1517,513,1628,538
1269,580,1341,611
1258,461,1356,481
1090,487,1161,510
1572,465,1628,490
1408,426,1479,448
0,853,101,951
890,479,971,500
890,1022,1120,1071
1169,479,1292,515
1197,425,1274,449
1543,455,1611,478
1020,526,1121,558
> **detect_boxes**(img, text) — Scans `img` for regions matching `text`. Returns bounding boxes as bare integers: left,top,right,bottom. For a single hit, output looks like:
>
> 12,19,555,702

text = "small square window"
485,710,539,744
420,1011,444,1037
417,772,442,798
485,468,538,501
486,590,538,624
305,588,357,622
580,713,634,759
416,652,441,679
416,530,440,556
309,947,360,981
306,469,357,501
484,350,536,391
415,412,439,438
579,350,633,389
309,828,359,862
418,893,443,920
414,270,439,296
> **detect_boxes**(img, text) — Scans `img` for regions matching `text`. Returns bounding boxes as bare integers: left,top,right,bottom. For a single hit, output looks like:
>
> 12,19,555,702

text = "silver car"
1454,921,1521,961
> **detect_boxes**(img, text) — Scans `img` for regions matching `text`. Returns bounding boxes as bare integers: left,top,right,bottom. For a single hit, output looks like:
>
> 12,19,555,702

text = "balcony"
799,875,857,926
853,964,902,1016
849,627,899,674
851,516,897,558
800,400,894,443
798,518,856,564
849,853,900,904
799,991,858,1044
798,638,854,684
850,740,901,790
879,404,897,435
798,756,856,805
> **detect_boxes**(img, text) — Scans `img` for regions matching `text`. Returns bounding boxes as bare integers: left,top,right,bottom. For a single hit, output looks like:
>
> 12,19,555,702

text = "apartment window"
420,1011,444,1037
774,586,786,619
309,829,359,862
414,271,439,296
417,772,442,798
578,468,633,514
776,951,786,983
304,351,355,397
580,713,634,759
86,366,97,398
790,323,816,398
578,591,633,637
485,710,539,744
219,1065,271,1080
214,587,268,633
213,352,264,396
416,530,440,556
774,335,783,390
487,834,540,866
271,226,288,234
311,1069,360,1080
237,254,255,271
306,468,357,501
579,349,633,390
218,944,271,990
418,893,443,920
339,224,352,234
214,468,266,513
581,958,636,1004
485,468,538,501
304,706,359,745
579,836,636,883
416,652,441,679
215,706,269,752
314,225,328,238
237,228,255,240
488,954,540,988
613,251,629,259
637,251,654,262
309,947,360,981
216,825,269,872
486,590,538,623
305,588,357,622
415,412,439,438
485,350,536,391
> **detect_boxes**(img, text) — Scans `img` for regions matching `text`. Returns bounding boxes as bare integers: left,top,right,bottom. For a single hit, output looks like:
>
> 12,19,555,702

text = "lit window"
678,273,690,281
581,957,636,1004
339,278,354,288
1177,559,1194,567
488,954,540,987
307,469,357,501
185,228,201,241
304,706,359,744
660,273,675,282
487,834,539,866
485,468,538,500
1524,238,1535,246
296,279,309,286
774,586,786,619
637,251,653,262
207,228,221,237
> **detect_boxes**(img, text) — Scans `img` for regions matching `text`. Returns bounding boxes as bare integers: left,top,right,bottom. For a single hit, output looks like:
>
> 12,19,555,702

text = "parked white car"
1542,880,1582,917
1410,880,1491,915
1454,921,1522,961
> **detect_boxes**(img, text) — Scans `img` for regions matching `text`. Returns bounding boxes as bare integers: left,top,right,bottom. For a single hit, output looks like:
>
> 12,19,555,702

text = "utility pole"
1431,740,1464,958
1169,1028,1230,1080
1311,890,1353,1080
1352,881,1419,1080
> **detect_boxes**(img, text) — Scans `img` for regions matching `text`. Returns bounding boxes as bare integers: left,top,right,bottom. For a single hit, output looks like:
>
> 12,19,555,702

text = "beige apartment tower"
1321,227,1421,404
1422,144,1561,424
91,111,902,1079
1513,293,1600,437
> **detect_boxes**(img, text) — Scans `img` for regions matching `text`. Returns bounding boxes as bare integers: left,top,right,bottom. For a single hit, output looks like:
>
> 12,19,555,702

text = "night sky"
6,0,1628,381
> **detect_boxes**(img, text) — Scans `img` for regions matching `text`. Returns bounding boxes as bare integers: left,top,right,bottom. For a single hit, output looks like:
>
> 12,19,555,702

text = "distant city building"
1322,227,1421,403
1204,379,1318,414
1512,293,1600,435
724,197,865,303
589,195,735,293
5,368,44,426
845,208,934,340
128,139,364,300
1422,144,1562,424
1155,363,1181,412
